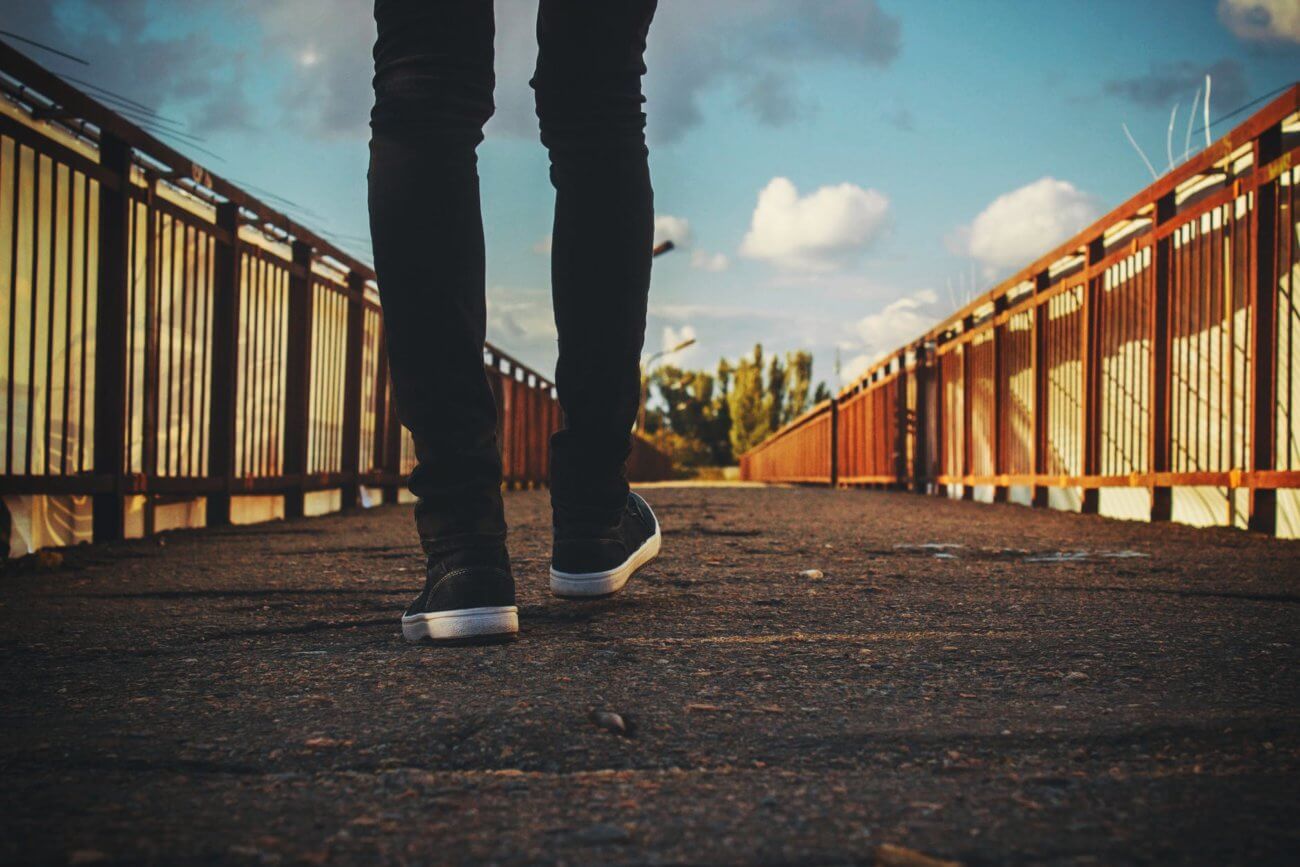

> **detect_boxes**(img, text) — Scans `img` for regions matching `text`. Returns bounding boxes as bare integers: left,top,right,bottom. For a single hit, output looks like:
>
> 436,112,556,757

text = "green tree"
642,345,827,466
782,350,813,424
650,365,734,467
713,359,734,464
728,345,771,457
766,353,787,432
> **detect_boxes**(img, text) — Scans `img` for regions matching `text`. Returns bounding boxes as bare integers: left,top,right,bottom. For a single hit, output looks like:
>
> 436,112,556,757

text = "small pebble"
799,569,824,579
589,710,627,735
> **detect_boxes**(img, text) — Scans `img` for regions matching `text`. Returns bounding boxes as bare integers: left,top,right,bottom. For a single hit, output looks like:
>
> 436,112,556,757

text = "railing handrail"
834,83,1300,401
743,398,832,458
0,41,557,389
743,82,1300,536
0,44,675,553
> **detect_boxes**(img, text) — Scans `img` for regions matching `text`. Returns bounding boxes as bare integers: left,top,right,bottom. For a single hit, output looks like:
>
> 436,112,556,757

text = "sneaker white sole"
400,605,519,642
550,522,662,599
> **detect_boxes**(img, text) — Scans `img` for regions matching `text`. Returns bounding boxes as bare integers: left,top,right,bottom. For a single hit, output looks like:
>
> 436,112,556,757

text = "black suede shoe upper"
405,545,515,617
552,492,657,575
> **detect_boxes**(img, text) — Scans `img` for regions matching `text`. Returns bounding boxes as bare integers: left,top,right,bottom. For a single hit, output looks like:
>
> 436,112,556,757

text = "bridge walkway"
3,484,1298,864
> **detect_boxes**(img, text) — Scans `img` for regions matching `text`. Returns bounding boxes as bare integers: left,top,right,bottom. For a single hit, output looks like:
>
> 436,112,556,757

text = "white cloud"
833,288,941,385
532,234,552,255
740,177,891,271
649,303,790,322
485,289,558,372
16,0,903,143
1218,0,1300,43
657,324,699,367
690,250,730,272
653,215,693,249
1104,60,1247,110
840,353,875,385
961,177,1099,273
850,290,940,360
253,0,375,136
641,0,901,142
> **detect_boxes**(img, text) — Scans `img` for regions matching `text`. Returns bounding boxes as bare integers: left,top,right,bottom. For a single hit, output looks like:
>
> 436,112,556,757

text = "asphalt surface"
2,483,1299,866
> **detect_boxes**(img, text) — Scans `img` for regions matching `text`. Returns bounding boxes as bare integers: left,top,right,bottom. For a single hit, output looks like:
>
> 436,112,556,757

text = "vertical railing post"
371,330,394,503
1081,237,1105,514
933,338,947,497
339,272,366,510
139,177,159,536
527,373,540,487
382,350,404,503
205,201,241,528
91,134,132,542
829,398,839,487
1031,270,1050,508
893,355,908,489
282,240,313,519
1150,192,1177,522
992,297,1009,503
912,342,929,494
1248,124,1282,534
484,350,504,482
961,316,975,500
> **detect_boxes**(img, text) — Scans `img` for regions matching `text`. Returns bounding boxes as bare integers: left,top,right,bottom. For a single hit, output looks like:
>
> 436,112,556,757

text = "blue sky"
7,0,1299,388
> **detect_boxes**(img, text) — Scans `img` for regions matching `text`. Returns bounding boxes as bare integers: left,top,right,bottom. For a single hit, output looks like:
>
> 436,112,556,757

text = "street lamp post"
635,238,683,434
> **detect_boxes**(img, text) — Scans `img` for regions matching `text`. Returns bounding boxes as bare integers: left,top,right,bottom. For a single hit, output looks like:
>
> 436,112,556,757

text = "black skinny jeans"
368,0,657,548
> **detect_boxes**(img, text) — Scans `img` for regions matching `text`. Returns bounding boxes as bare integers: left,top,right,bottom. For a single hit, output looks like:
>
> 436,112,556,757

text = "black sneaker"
550,491,661,598
401,545,518,642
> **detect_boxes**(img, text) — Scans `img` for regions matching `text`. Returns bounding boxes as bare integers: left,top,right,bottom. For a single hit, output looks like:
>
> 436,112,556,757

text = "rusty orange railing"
739,400,836,485
743,83,1300,536
0,45,671,549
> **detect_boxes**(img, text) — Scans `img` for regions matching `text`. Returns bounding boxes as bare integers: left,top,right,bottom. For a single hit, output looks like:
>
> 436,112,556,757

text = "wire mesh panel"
357,305,382,474
1097,248,1153,476
741,403,834,484
1,134,99,478
838,375,896,483
968,329,996,478
498,370,521,485
306,275,349,475
234,246,288,478
939,345,965,482
497,366,560,488
400,424,417,476
999,310,1034,476
124,196,216,479
1168,203,1251,475
1276,167,1299,473
1043,285,1084,477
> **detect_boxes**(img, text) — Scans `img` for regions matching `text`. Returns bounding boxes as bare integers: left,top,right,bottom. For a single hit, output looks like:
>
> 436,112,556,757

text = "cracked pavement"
2,484,1299,865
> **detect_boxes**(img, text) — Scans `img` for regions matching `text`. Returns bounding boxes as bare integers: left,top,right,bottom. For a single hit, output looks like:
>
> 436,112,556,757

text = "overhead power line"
0,30,89,65
1192,82,1291,137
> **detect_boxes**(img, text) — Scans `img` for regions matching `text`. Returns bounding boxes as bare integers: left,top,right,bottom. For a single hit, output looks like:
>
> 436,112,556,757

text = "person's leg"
534,0,658,519
533,1,662,598
369,0,516,641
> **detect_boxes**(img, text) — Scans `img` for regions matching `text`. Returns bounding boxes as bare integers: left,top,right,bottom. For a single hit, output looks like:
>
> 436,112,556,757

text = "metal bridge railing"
0,44,671,549
742,83,1300,536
